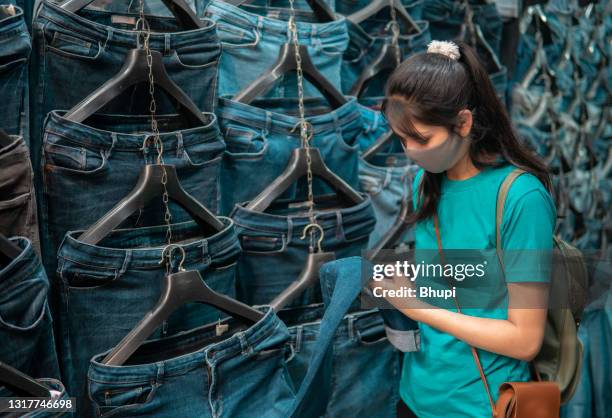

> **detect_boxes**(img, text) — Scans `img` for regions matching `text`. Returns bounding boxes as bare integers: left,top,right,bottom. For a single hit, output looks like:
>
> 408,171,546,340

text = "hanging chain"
288,0,317,251
389,0,401,66
137,0,174,272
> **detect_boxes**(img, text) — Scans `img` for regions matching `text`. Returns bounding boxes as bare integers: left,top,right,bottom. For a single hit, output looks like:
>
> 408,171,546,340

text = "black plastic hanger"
348,0,419,34
103,259,264,366
0,234,21,265
270,224,335,311
246,148,364,212
0,128,13,147
60,0,203,30
350,39,402,97
0,362,50,397
233,43,347,109
64,49,209,127
77,164,225,245
226,0,335,22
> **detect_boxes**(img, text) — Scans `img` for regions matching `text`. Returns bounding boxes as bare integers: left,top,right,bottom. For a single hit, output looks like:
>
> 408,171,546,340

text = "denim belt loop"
155,362,165,385
176,131,184,158
335,211,345,241
347,315,357,341
238,331,252,355
201,240,212,267
294,325,303,353
264,112,271,137
383,168,393,189
106,132,117,160
286,217,293,247
118,249,132,278
164,33,171,55
103,26,113,50
256,15,264,36
333,112,342,139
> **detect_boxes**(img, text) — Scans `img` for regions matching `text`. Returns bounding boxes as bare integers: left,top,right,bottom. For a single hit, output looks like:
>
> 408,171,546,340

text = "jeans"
341,19,431,100
215,96,364,215
279,304,401,418
422,0,503,61
0,237,60,382
0,379,69,418
359,158,419,248
335,0,425,24
54,219,240,417
0,136,40,255
40,110,224,276
0,5,30,138
30,0,220,187
229,194,375,306
86,256,368,418
203,0,348,98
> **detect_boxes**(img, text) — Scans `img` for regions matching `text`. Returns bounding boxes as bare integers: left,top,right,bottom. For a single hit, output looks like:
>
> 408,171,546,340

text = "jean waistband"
206,0,348,42
57,218,239,271
347,18,430,52
359,158,419,184
216,96,363,137
36,0,219,51
0,238,40,292
230,194,373,236
88,307,289,383
0,5,26,38
44,111,221,152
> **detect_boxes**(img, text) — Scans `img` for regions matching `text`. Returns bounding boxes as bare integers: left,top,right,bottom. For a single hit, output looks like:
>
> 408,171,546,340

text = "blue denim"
335,0,424,24
40,110,224,277
359,158,419,248
85,255,368,418
203,0,348,99
30,0,221,188
229,194,375,306
0,135,41,255
0,379,69,418
0,237,60,382
54,219,240,417
422,0,503,61
279,304,401,417
0,5,30,138
216,96,365,215
341,19,430,99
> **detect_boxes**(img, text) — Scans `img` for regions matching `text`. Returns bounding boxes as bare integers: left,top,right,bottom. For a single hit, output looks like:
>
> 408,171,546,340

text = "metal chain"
137,0,174,271
288,0,317,251
389,0,401,66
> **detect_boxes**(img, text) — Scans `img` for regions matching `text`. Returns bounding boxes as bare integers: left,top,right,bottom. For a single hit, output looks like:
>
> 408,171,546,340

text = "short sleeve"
500,183,556,283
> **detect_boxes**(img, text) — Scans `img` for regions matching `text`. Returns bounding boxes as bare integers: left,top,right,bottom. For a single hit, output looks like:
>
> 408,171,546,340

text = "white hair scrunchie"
427,40,461,60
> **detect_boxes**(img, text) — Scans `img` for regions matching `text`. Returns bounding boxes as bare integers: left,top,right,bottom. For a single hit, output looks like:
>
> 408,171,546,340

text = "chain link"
138,0,174,267
288,0,317,251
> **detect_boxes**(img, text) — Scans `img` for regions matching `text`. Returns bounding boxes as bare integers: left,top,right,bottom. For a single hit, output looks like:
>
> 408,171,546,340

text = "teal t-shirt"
399,163,557,418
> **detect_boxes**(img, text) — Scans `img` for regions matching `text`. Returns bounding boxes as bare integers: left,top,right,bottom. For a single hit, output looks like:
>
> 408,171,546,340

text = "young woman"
378,40,557,418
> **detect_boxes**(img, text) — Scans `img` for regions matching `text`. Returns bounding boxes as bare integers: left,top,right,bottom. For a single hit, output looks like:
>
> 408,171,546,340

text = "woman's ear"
455,109,473,137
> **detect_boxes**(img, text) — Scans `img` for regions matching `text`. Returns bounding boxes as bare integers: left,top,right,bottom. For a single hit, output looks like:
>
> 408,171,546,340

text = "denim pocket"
0,278,48,332
214,23,258,48
46,30,102,61
223,126,268,160
240,233,287,254
182,138,225,167
58,258,120,290
169,46,220,70
89,381,158,418
44,141,108,175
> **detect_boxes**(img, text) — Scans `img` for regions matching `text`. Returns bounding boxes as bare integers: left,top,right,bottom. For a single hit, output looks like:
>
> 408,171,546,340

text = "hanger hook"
160,243,186,272
300,223,325,253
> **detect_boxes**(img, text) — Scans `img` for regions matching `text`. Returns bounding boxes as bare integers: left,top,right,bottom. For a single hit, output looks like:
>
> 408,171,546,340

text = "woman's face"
395,110,473,151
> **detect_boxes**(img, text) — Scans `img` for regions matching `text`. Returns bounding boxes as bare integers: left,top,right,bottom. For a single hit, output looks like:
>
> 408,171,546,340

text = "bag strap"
432,167,527,417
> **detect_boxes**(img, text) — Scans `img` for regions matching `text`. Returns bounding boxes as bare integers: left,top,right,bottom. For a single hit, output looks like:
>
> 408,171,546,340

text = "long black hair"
381,40,553,223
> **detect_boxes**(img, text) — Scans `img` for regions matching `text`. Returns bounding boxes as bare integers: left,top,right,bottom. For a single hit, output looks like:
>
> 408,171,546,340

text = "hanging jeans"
341,19,431,102
279,303,402,418
0,379,70,418
216,96,365,214
0,135,40,255
334,0,425,27
230,195,375,306
0,4,30,138
54,219,240,417
86,256,371,418
0,237,60,382
40,110,224,276
203,0,348,98
30,0,221,189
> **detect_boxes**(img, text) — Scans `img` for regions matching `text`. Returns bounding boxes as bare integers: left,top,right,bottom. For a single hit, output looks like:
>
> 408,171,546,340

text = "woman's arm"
372,278,548,361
